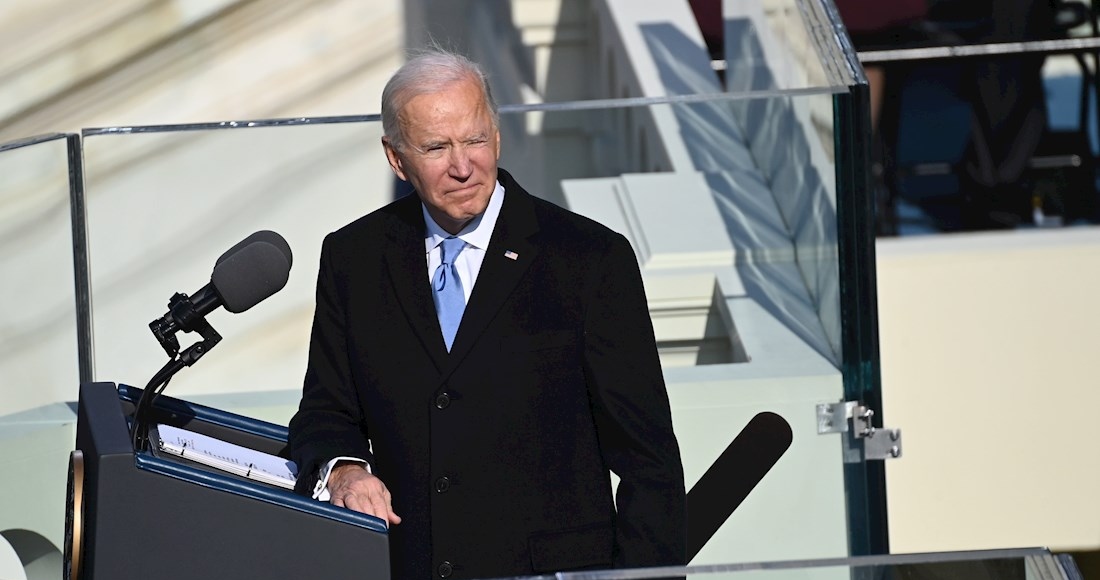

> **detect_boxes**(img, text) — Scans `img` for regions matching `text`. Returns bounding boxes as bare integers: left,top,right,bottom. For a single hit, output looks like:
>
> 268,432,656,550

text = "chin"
449,209,480,224
452,194,490,213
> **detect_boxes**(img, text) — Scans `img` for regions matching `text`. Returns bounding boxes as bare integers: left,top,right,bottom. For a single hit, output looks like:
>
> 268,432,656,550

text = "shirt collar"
423,180,505,253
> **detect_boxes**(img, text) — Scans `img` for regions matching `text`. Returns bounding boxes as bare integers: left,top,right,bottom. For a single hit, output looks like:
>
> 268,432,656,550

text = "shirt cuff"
312,456,370,501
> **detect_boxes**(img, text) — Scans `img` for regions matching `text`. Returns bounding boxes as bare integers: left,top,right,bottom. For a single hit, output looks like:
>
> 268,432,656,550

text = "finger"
366,486,399,525
342,494,363,514
381,490,401,525
369,494,390,524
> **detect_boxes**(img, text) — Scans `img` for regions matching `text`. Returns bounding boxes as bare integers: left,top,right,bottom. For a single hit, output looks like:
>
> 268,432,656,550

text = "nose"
447,146,472,180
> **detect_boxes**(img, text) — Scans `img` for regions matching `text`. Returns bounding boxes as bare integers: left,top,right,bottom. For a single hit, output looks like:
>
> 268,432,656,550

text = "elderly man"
289,50,685,579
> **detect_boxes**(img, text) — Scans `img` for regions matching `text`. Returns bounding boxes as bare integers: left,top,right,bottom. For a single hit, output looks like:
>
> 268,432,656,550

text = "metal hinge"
817,401,902,463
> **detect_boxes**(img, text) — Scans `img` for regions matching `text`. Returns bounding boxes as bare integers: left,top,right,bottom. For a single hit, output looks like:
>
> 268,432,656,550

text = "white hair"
381,50,499,151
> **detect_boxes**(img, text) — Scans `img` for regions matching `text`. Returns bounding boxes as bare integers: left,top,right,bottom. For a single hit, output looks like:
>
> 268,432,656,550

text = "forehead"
398,80,495,139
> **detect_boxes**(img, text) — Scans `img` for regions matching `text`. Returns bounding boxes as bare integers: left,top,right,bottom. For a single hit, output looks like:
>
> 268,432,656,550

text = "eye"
420,145,447,157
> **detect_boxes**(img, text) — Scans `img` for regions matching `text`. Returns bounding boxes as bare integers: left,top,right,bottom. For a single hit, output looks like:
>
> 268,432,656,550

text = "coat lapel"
383,194,450,372
446,170,540,364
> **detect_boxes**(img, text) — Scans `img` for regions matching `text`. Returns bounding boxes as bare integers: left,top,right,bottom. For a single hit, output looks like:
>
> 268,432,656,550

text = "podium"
68,382,389,580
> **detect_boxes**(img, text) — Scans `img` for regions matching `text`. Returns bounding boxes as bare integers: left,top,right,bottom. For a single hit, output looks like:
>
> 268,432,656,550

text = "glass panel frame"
0,132,90,412
467,548,1078,580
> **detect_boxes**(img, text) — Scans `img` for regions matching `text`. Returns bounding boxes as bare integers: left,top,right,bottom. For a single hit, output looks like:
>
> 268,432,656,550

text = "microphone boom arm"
135,295,223,449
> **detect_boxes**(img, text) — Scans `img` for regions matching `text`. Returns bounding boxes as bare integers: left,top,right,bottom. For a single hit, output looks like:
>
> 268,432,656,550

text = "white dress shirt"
312,181,506,501
422,179,505,301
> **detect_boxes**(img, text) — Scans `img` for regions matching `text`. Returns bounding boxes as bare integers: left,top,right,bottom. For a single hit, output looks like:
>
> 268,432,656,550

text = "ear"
492,128,501,161
382,137,408,181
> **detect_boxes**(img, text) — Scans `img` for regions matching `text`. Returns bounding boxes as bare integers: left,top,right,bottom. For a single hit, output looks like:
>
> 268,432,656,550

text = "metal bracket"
817,401,902,462
817,401,857,434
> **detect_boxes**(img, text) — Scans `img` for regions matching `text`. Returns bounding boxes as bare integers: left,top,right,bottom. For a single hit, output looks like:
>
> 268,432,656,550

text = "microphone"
686,411,793,561
135,230,293,449
151,230,293,342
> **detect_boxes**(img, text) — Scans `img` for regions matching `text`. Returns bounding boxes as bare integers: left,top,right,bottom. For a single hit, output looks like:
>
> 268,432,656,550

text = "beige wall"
878,227,1100,553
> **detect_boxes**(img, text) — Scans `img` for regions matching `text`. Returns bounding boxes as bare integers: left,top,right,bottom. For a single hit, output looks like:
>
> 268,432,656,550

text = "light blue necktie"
433,236,466,351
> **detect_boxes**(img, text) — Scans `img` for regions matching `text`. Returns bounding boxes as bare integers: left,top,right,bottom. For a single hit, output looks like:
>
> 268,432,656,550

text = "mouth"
447,183,481,197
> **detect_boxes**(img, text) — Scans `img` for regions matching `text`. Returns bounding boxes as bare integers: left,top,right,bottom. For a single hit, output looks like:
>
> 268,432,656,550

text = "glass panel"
77,0,876,565
514,96,847,566
415,0,857,109
0,134,81,413
81,84,852,561
80,121,388,421
722,0,841,93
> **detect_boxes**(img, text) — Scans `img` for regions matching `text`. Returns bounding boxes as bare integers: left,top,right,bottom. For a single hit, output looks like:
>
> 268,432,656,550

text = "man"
288,50,685,580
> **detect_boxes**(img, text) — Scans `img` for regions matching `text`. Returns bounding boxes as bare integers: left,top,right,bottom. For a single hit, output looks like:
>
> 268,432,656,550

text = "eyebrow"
418,133,488,149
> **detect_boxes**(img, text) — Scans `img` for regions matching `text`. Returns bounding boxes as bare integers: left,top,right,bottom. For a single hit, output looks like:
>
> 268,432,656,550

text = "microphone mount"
150,290,223,358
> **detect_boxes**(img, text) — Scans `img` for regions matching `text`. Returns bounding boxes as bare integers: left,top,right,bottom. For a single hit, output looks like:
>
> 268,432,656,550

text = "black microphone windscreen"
210,231,293,313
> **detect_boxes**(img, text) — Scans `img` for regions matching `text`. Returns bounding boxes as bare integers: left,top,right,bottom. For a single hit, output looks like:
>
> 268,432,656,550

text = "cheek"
472,149,498,170
408,163,441,188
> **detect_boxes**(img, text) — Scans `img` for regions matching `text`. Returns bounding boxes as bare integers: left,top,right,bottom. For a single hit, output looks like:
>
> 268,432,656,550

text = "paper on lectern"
153,423,298,490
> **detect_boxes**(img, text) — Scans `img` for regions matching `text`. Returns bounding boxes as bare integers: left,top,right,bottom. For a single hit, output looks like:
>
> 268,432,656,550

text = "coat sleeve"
581,233,687,568
288,234,374,495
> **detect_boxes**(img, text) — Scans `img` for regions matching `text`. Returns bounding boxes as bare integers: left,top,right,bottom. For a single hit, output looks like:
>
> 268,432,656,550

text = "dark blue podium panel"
73,381,389,580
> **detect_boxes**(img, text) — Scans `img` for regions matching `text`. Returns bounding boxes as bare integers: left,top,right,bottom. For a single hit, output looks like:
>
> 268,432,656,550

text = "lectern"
68,382,389,580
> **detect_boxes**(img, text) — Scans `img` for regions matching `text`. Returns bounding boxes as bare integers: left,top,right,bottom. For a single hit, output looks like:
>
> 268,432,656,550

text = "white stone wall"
879,227,1100,554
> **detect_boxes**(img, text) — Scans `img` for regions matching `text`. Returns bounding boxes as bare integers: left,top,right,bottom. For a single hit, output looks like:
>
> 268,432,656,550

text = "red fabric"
688,0,723,51
834,0,928,33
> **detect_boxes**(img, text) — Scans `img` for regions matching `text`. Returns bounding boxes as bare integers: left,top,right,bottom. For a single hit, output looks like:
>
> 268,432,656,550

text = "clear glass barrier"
427,0,858,109
721,0,857,94
80,120,389,404
75,0,877,566
0,134,82,415
81,86,852,563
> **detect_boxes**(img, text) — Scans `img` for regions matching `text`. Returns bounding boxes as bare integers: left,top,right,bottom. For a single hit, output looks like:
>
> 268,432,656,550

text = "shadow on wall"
1,529,61,580
640,21,842,366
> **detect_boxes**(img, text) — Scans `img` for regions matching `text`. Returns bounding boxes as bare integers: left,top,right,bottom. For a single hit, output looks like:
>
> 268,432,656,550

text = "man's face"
384,78,501,235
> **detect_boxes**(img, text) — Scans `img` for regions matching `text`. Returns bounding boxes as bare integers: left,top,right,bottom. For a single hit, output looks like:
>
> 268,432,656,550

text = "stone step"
0,0,402,142
0,0,243,129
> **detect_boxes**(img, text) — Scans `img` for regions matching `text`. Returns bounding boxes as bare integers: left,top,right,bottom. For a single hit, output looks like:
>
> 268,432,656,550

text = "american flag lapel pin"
504,250,519,261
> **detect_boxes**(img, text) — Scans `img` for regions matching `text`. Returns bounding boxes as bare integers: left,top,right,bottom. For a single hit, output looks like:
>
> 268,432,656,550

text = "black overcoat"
289,169,685,579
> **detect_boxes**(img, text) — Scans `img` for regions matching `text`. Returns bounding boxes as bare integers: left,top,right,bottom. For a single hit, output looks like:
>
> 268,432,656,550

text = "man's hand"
328,462,402,526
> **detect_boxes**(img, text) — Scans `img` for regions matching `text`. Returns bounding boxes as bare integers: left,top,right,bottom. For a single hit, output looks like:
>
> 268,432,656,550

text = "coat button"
435,393,451,409
435,476,451,493
438,561,453,578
